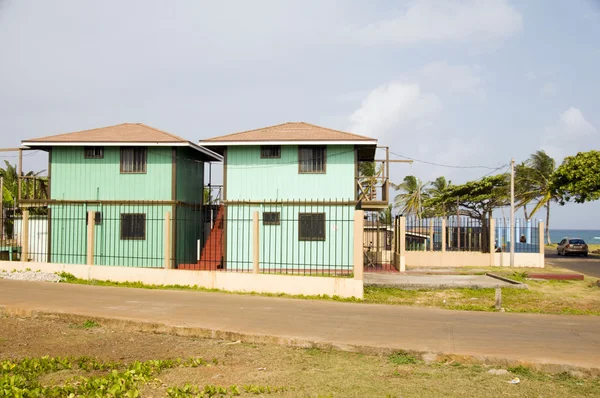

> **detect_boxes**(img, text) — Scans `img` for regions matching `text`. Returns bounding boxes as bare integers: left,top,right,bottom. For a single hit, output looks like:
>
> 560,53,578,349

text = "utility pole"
510,158,515,267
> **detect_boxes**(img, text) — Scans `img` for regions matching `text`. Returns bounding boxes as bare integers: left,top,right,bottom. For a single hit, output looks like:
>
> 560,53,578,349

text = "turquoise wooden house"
199,122,383,274
21,123,222,267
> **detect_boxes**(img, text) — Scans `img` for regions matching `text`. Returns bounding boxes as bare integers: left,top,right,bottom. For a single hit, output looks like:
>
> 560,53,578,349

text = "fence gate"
363,212,397,272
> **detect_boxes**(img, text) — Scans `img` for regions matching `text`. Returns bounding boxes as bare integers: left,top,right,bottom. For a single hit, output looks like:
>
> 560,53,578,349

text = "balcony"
17,176,50,207
356,156,390,211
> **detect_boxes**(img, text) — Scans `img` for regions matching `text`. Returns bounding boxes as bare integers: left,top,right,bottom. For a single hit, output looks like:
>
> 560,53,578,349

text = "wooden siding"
225,204,354,271
50,147,172,201
226,145,355,202
50,204,169,267
175,147,204,204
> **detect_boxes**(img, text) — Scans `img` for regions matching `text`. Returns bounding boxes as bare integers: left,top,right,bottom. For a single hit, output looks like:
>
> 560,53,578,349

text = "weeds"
389,351,419,365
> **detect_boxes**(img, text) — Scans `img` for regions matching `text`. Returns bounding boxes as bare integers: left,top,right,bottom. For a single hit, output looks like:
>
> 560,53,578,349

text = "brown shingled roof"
23,123,188,143
201,122,376,143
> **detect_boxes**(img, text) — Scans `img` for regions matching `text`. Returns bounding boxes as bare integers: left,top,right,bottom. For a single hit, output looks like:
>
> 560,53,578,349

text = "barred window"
120,147,147,173
298,213,326,241
260,145,281,159
84,147,104,159
263,212,280,225
298,146,326,173
121,213,146,240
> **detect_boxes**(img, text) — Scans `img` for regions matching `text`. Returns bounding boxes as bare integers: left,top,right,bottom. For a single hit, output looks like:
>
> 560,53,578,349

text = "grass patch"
389,351,419,365
69,319,101,329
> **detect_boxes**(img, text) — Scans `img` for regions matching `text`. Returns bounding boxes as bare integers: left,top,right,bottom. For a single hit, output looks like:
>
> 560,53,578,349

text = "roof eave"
199,140,378,146
21,141,223,162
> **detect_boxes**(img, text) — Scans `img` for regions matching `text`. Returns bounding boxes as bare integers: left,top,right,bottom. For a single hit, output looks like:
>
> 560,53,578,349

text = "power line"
387,150,505,170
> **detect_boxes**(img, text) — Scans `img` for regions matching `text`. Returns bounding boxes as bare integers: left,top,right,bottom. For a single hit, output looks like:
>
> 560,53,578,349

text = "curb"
2,306,599,377
486,273,527,288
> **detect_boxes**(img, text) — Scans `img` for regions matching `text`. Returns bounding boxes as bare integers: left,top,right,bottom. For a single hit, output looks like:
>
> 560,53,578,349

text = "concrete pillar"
538,221,545,268
164,211,171,269
86,211,95,266
399,216,406,272
441,218,446,253
489,218,496,267
353,210,364,280
22,210,29,262
429,223,434,251
252,211,259,274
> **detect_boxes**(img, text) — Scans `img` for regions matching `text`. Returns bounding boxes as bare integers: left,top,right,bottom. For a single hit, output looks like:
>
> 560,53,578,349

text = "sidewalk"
1,279,599,369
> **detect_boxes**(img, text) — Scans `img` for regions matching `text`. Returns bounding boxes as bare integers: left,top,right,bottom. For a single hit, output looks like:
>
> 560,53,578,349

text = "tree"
378,204,393,225
426,174,510,252
393,176,429,218
425,176,452,217
357,161,382,201
515,150,558,244
552,150,600,204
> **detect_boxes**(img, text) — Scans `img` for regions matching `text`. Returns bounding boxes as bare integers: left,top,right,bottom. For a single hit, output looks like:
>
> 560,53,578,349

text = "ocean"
549,230,600,244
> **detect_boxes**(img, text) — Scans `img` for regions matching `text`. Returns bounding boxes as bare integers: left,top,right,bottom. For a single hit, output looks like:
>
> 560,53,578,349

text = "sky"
0,0,599,229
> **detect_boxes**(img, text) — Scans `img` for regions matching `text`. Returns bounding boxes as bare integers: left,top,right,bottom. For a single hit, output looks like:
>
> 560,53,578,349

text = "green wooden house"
21,123,222,267
198,122,383,274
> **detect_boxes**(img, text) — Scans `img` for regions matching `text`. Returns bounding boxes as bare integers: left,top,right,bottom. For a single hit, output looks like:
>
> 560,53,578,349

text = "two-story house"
21,123,221,267
199,122,382,273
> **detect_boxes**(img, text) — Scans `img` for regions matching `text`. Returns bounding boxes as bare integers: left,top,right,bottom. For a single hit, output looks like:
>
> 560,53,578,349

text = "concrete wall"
404,251,544,268
0,261,364,299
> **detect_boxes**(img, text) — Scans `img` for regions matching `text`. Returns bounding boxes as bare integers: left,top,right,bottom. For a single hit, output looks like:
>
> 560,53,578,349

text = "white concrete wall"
0,261,364,299
405,251,544,268
13,218,48,263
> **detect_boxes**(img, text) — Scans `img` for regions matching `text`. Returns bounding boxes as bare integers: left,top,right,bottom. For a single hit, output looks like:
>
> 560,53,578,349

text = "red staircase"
179,205,224,270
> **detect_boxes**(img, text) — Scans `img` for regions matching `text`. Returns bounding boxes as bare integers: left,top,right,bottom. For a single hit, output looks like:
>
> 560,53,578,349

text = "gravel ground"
0,269,62,283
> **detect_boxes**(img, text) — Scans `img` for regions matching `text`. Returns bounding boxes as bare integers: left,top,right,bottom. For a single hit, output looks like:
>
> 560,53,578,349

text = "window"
120,147,147,173
260,145,281,159
569,239,585,245
298,213,326,241
84,147,104,159
298,146,326,173
263,212,280,225
121,213,146,240
86,211,102,225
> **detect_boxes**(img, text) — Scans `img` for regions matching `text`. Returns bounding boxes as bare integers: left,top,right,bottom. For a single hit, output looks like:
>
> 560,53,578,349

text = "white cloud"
349,82,443,141
356,0,523,45
541,81,558,96
419,61,485,99
543,107,599,161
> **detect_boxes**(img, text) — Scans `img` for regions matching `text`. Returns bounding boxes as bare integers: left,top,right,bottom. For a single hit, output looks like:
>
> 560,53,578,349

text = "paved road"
545,248,600,278
1,279,599,369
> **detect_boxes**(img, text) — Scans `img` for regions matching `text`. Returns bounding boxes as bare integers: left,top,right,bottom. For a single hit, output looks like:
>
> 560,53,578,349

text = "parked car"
557,238,589,257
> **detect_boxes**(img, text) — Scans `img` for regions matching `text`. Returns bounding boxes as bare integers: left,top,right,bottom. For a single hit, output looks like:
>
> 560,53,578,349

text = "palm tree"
426,176,451,216
378,204,393,225
393,176,429,218
515,150,557,244
357,161,382,201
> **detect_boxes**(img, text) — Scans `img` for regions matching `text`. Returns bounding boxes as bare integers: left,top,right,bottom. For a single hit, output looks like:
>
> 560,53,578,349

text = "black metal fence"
6,200,356,277
445,216,487,252
221,201,355,276
495,218,540,253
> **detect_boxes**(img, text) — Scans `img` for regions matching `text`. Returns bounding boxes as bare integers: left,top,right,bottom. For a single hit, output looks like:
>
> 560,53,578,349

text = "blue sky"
0,0,599,229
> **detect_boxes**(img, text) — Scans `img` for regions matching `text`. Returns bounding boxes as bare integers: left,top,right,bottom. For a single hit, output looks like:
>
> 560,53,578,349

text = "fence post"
538,221,545,268
489,218,496,267
21,210,30,262
353,210,364,280
164,211,171,269
441,218,446,253
86,211,95,266
399,216,406,272
252,211,259,274
429,223,434,251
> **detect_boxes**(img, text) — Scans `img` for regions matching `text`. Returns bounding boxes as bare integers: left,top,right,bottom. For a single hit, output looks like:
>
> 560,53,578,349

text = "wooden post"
21,210,29,262
252,211,259,274
86,211,95,266
429,223,434,251
489,218,496,266
354,210,364,280
164,211,171,269
441,218,446,253
17,149,22,203
399,216,406,272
